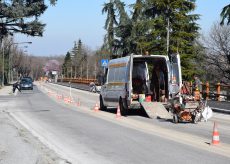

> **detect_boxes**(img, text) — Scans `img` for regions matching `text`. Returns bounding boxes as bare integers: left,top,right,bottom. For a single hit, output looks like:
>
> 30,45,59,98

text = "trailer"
169,82,213,123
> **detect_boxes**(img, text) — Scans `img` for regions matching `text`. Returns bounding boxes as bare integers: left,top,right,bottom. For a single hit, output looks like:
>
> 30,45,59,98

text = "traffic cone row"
212,122,220,145
43,86,122,119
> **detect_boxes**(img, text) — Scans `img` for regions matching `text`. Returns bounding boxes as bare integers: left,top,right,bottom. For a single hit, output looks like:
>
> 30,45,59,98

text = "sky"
15,0,230,56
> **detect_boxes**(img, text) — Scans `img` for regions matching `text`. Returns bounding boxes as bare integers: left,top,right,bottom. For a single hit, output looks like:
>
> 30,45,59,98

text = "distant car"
23,76,33,82
20,77,33,90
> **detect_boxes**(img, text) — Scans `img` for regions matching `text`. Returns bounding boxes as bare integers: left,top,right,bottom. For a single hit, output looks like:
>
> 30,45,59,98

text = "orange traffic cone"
94,102,99,112
116,105,121,118
64,97,68,103
77,98,81,106
212,122,220,145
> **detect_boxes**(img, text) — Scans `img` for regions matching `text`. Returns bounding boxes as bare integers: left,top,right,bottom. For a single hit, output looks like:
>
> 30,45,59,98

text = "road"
1,82,230,164
57,81,230,113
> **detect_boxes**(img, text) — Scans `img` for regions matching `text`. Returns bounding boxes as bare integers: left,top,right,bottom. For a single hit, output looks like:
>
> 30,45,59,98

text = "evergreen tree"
102,0,121,58
71,41,78,78
220,4,230,25
102,0,200,80
76,39,83,77
62,52,72,78
70,39,87,78
0,0,57,39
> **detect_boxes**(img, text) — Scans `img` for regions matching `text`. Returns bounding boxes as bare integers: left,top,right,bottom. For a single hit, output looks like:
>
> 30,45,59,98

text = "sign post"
101,59,108,67
101,59,109,74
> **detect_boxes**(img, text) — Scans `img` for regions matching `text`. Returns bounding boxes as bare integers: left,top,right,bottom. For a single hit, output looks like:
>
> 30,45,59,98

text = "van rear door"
169,53,182,98
128,54,133,103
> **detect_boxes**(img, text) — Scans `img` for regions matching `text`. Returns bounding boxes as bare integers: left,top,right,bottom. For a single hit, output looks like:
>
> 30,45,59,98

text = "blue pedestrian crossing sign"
101,59,109,67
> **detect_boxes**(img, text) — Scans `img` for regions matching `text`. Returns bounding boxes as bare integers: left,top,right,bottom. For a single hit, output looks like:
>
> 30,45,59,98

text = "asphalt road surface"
1,82,230,164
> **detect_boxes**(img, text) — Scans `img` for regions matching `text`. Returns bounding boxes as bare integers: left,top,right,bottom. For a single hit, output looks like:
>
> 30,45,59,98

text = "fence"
57,78,98,85
201,82,230,101
56,78,229,102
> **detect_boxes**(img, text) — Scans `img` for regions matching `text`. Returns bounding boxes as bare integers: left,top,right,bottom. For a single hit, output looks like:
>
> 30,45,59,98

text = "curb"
211,107,230,115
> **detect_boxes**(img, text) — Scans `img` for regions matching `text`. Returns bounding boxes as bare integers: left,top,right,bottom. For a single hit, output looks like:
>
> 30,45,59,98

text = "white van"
99,54,182,117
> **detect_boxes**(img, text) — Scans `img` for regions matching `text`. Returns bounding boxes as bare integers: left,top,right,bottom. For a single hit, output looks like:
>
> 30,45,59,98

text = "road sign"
101,59,109,67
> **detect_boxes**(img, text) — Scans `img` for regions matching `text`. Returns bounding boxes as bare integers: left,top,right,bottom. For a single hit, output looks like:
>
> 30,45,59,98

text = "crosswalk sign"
101,59,109,67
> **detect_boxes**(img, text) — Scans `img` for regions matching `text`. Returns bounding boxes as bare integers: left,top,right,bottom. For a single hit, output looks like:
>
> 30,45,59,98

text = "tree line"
101,0,229,82
0,0,230,86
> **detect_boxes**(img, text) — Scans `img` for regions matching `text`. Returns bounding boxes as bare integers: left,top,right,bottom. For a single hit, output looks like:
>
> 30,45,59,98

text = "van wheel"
119,98,128,116
100,95,107,111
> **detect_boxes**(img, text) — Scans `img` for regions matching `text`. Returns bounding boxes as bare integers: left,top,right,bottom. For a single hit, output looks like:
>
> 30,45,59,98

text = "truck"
99,53,182,119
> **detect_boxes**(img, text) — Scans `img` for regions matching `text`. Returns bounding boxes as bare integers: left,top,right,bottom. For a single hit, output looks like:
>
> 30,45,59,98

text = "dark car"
20,77,33,90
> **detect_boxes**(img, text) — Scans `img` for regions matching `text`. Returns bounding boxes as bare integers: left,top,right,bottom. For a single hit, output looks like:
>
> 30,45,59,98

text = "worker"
192,75,202,100
13,81,21,93
151,64,165,101
192,75,202,92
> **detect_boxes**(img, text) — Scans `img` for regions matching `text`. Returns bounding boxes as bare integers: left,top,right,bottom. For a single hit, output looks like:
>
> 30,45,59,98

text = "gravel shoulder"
0,109,67,164
0,85,67,164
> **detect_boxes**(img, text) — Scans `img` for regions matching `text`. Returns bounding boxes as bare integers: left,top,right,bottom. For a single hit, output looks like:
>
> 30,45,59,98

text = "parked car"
20,77,33,90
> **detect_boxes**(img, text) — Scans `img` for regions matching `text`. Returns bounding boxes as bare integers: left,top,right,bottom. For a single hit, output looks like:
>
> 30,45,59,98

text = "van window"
171,63,180,85
108,66,127,83
108,68,115,83
115,66,127,82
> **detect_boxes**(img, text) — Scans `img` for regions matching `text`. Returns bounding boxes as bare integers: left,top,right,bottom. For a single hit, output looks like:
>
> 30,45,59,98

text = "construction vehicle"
99,53,182,119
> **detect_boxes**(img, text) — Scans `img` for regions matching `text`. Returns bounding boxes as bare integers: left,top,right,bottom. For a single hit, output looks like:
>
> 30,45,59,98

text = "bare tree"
203,22,230,82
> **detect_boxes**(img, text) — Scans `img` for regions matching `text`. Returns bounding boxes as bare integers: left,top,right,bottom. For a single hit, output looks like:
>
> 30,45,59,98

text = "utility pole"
1,40,5,86
166,4,170,59
166,17,170,57
86,61,88,79
95,61,97,79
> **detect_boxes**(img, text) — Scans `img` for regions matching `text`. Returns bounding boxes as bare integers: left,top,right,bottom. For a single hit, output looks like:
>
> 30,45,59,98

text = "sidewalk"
0,85,13,96
0,85,66,164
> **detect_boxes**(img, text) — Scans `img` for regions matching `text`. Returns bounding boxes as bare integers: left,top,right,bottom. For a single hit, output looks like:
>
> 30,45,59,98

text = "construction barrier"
58,78,98,85
186,82,230,101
